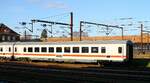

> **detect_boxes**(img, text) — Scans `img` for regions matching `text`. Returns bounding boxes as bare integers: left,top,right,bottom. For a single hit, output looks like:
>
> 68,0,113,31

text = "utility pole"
140,24,150,53
79,21,123,41
121,28,124,40
24,30,27,41
19,22,33,32
31,12,73,41
79,21,83,41
141,24,143,53
147,33,149,50
50,25,53,37
142,30,150,50
19,22,33,41
70,12,73,41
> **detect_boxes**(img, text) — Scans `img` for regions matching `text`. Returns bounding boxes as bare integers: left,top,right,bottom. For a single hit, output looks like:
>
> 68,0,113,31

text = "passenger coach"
0,40,133,63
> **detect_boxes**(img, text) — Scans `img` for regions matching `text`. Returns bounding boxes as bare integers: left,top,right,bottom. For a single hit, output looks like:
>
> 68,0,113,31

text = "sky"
0,0,150,37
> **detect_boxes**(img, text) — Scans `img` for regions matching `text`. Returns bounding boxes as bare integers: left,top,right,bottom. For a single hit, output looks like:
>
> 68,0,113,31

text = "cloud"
46,2,66,8
27,0,41,3
45,1,70,10
26,0,71,10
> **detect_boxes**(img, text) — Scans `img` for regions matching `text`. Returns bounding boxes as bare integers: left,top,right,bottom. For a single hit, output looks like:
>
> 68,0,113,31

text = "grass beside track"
1,59,150,69
0,60,150,83
132,59,150,68
0,61,100,69
0,61,149,83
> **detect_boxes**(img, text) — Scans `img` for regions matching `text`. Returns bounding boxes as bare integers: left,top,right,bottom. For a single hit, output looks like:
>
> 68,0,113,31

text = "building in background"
73,31,88,37
0,23,20,42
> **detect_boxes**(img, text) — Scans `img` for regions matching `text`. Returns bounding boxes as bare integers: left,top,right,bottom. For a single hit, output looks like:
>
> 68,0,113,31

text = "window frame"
41,47,47,53
9,47,11,52
23,47,26,52
28,47,33,52
101,47,106,53
91,47,99,53
0,47,3,52
56,47,62,53
118,47,122,54
81,47,89,53
64,47,71,53
49,47,54,53
73,47,80,53
15,47,17,52
34,47,40,52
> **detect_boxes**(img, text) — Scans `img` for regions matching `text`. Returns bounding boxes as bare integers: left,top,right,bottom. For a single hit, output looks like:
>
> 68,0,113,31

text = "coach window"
56,47,62,53
73,47,79,53
23,47,26,52
9,47,11,52
41,47,47,52
91,47,98,53
0,48,3,52
118,47,122,54
49,47,54,53
82,47,89,53
35,47,39,52
64,47,70,53
28,47,33,52
15,47,17,52
101,47,106,53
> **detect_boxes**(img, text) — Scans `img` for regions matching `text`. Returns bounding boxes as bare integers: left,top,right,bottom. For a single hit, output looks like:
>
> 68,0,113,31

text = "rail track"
0,62,150,83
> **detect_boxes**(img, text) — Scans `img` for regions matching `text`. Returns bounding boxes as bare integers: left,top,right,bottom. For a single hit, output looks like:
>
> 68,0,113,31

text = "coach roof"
0,40,132,45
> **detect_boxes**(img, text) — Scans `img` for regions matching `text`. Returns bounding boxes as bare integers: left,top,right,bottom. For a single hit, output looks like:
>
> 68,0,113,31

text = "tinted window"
0,48,3,52
73,47,79,53
49,47,54,53
28,47,33,52
23,47,26,52
64,47,70,53
82,47,89,53
101,47,106,53
35,47,39,52
91,47,98,53
118,47,122,53
9,47,11,52
56,47,62,53
15,47,17,52
41,47,47,52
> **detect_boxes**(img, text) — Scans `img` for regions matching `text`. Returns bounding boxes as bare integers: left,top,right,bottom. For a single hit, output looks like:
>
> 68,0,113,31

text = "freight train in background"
0,40,133,63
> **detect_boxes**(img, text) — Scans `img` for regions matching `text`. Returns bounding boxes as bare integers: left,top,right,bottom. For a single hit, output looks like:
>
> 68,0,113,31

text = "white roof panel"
0,40,132,45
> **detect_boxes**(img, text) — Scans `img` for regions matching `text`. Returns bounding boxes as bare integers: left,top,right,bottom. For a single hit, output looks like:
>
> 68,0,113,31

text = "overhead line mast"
79,21,123,41
31,12,73,41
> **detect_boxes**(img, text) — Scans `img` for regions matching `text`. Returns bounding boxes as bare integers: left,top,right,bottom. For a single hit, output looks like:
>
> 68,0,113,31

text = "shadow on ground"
95,59,150,70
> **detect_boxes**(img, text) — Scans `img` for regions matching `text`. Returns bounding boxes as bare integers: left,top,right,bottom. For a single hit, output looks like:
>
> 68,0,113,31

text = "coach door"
11,43,16,60
127,44,133,61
